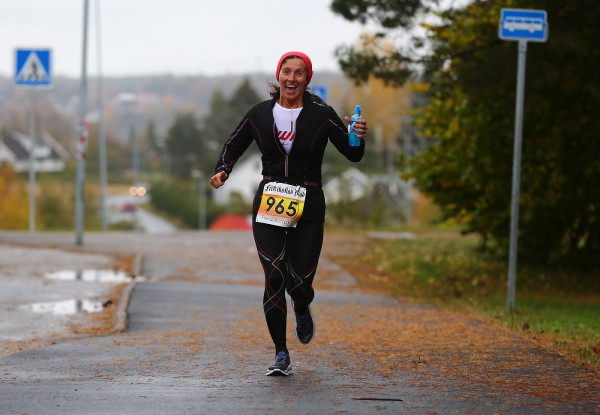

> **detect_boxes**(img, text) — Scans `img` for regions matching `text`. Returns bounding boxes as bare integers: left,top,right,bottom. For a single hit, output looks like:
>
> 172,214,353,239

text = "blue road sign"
499,9,548,42
15,48,52,87
312,85,328,102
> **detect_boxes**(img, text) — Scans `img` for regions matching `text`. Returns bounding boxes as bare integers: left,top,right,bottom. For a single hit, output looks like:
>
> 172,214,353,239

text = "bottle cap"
355,105,362,114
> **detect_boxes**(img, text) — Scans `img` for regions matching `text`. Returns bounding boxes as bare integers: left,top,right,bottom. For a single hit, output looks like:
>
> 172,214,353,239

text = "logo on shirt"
278,131,296,143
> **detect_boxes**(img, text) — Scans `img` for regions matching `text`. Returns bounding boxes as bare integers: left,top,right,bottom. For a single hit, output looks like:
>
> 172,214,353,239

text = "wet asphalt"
0,231,599,415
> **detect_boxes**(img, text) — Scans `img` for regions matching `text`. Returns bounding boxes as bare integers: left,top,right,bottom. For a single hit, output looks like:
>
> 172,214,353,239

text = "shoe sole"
293,302,316,345
266,366,293,376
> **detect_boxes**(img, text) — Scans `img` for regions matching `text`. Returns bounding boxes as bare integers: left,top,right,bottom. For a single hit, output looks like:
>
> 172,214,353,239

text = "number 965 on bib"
256,182,306,228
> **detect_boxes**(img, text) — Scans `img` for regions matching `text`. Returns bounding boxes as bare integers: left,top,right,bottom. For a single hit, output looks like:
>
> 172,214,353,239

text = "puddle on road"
44,269,140,283
19,269,140,316
23,299,107,315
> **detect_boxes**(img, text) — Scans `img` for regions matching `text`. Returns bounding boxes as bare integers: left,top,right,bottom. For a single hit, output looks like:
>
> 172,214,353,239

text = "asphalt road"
0,231,599,415
0,244,128,358
107,194,177,234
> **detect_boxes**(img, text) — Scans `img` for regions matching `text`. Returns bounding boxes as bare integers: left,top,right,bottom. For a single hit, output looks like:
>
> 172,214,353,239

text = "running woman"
210,51,368,376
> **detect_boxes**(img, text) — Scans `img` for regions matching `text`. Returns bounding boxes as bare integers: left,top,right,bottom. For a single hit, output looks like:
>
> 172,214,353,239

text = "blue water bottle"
348,105,362,147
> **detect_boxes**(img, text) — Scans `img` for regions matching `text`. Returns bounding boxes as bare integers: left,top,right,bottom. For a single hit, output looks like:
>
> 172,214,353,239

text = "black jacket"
215,93,365,221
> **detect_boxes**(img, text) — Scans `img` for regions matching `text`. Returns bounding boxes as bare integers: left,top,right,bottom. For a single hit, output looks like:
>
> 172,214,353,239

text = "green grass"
331,229,600,372
479,295,600,368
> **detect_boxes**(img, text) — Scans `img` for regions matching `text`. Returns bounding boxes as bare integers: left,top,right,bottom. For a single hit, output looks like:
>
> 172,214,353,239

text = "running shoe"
293,301,316,344
266,351,293,376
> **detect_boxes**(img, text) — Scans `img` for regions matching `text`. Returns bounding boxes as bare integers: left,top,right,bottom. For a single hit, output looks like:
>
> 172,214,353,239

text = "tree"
331,0,442,86
166,112,203,179
323,68,412,175
229,78,262,115
163,78,262,179
200,78,262,170
332,0,600,268
0,165,28,229
200,89,236,168
349,65,411,173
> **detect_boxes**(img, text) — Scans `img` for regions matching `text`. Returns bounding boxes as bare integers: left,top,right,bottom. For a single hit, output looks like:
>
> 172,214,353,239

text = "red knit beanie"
276,51,313,85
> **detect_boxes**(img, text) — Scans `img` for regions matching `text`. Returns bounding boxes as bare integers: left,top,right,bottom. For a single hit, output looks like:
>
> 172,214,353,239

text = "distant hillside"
0,72,352,149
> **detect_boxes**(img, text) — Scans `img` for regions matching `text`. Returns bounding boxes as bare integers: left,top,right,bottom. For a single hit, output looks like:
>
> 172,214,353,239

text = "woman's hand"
209,171,229,189
344,116,368,139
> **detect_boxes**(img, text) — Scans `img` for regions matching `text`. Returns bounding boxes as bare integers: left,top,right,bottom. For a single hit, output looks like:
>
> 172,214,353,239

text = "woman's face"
278,57,308,107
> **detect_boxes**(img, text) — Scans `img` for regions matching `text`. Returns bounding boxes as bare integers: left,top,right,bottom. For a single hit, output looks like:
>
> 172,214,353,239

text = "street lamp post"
75,0,89,246
96,0,108,230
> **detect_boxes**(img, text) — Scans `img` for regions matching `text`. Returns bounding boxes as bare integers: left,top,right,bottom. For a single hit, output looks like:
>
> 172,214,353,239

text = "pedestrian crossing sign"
15,48,52,88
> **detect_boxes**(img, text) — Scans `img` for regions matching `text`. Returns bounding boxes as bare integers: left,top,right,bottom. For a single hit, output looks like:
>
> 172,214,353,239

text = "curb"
110,253,143,334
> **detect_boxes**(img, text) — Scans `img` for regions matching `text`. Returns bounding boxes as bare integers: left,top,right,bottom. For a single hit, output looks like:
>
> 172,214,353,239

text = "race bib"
256,182,306,228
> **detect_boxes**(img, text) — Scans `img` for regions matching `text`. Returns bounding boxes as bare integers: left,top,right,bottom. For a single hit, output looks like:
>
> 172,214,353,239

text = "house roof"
0,130,70,173
2,130,69,162
3,134,29,159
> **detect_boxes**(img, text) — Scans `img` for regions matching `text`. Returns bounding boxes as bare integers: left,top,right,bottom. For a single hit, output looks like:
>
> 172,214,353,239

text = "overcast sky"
1,0,377,79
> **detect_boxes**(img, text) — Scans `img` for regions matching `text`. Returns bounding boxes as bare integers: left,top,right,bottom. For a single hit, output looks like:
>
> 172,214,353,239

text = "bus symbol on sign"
504,17,543,33
499,9,548,42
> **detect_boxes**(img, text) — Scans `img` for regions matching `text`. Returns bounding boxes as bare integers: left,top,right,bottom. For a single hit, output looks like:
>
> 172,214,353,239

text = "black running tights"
252,217,324,354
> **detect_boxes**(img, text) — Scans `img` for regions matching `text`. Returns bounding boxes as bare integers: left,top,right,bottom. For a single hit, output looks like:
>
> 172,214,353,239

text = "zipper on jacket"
273,119,289,178
285,108,299,179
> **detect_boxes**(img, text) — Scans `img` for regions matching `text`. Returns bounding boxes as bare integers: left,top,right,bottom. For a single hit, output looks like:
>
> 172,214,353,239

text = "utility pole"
75,0,89,246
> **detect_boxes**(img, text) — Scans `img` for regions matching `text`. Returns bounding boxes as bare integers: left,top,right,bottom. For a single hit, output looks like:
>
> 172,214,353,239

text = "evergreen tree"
230,78,262,115
166,112,203,179
201,77,262,170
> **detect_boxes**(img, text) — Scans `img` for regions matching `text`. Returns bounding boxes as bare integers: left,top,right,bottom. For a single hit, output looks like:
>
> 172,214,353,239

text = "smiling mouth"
285,84,297,91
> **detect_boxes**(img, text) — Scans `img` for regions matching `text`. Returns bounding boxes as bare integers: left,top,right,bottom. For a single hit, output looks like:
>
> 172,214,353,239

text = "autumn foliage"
410,0,600,268
0,165,28,229
333,0,600,269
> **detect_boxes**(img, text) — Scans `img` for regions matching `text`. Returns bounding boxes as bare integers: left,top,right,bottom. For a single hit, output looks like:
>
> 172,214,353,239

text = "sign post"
499,9,548,312
14,48,52,234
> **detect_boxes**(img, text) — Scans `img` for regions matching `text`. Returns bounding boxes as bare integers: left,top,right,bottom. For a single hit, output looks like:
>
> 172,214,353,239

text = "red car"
120,202,137,212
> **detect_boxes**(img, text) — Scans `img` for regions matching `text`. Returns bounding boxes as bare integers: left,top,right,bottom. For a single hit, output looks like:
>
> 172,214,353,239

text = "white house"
0,131,70,172
211,153,263,205
323,167,370,203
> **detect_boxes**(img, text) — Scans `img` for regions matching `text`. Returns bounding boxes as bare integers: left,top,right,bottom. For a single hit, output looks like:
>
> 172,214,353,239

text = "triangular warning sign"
17,51,50,82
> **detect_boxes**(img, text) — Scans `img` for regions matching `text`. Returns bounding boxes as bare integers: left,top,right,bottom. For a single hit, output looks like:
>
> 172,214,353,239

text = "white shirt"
273,102,302,154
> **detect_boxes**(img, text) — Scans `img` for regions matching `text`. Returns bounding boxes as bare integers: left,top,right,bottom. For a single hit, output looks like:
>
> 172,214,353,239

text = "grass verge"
325,229,600,373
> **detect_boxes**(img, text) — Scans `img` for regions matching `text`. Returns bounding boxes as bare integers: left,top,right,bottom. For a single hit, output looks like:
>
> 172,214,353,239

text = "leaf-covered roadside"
324,230,600,373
